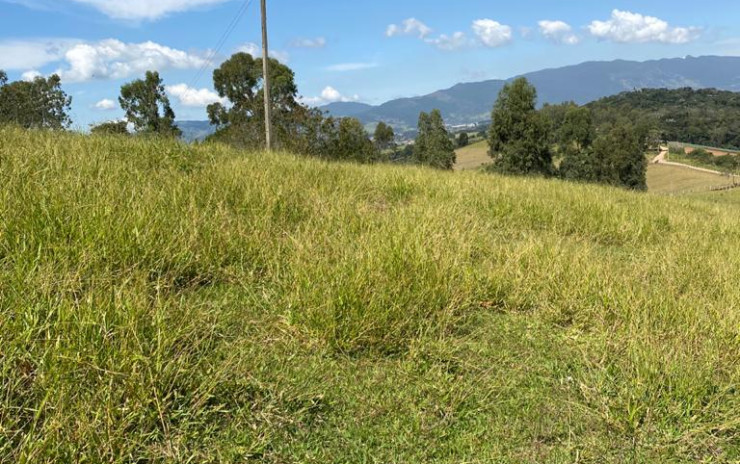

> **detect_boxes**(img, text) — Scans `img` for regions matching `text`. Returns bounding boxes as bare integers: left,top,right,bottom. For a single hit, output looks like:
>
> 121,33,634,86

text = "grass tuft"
2,127,740,462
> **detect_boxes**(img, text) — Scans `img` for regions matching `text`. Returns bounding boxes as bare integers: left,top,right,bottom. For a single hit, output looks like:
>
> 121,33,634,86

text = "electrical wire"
190,0,254,88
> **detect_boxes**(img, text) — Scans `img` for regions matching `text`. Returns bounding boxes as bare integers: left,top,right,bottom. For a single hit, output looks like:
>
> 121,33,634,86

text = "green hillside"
2,128,740,462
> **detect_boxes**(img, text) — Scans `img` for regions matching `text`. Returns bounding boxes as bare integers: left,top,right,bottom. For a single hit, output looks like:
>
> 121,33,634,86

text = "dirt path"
653,146,739,178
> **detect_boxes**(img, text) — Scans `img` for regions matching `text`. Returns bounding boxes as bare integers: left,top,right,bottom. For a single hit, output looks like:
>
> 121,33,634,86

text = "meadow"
1,128,740,463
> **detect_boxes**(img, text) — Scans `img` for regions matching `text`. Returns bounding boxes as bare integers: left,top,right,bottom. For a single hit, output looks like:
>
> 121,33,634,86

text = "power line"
190,0,254,88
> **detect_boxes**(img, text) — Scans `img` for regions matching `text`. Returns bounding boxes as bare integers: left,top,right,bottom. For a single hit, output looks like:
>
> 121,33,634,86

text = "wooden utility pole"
260,0,273,151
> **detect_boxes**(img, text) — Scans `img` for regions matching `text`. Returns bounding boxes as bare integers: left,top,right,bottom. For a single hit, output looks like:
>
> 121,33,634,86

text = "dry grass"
454,140,490,170
647,163,734,194
2,128,740,462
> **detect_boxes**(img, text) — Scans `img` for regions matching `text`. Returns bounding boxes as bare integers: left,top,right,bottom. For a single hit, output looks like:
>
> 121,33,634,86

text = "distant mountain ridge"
320,56,740,128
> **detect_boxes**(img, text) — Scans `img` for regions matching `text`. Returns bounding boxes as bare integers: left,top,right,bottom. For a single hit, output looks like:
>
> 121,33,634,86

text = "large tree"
119,71,180,137
558,106,593,152
0,73,72,130
560,120,647,190
488,77,551,175
207,52,302,149
414,109,456,170
332,118,381,163
373,121,395,151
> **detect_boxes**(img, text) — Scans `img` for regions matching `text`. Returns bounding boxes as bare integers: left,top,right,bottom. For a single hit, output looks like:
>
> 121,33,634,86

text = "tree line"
0,61,661,189
486,78,647,190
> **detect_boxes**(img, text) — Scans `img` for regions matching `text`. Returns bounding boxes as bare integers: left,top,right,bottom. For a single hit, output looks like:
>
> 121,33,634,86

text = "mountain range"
178,55,740,141
320,55,740,129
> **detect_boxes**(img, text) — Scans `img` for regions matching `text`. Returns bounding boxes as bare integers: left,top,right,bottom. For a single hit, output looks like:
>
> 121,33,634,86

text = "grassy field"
2,128,740,462
646,163,735,194
454,140,489,170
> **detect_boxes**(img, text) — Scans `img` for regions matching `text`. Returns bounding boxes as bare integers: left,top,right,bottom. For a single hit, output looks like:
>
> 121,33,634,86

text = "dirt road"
652,147,738,178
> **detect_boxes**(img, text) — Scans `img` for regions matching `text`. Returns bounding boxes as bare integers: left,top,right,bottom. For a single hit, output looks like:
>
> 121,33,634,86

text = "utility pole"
260,0,273,151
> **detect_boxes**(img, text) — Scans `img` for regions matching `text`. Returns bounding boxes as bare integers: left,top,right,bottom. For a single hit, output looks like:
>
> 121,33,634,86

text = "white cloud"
386,18,473,51
302,86,360,106
472,19,513,47
326,62,378,72
21,70,42,81
70,0,230,20
588,10,700,44
94,98,117,110
386,18,432,39
0,38,79,70
55,39,207,82
538,20,580,45
291,37,326,49
236,42,290,63
166,83,225,107
425,32,468,51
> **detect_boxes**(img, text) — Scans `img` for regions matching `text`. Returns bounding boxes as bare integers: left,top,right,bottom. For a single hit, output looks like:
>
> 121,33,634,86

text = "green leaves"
119,71,181,137
488,77,551,176
414,109,456,170
0,73,72,130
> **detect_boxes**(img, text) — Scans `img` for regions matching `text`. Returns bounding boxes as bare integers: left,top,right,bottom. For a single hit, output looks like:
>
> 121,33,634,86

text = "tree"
562,122,646,190
0,73,72,130
119,71,181,137
414,109,455,169
558,106,593,151
331,118,381,162
488,77,551,175
207,52,301,149
90,120,130,136
373,122,395,151
600,122,647,191
457,132,469,148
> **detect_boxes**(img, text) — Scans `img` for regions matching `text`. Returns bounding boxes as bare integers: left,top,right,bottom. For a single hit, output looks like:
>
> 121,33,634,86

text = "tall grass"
1,127,739,462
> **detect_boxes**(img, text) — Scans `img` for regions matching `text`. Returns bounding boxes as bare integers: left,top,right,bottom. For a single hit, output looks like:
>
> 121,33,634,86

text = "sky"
1,0,739,129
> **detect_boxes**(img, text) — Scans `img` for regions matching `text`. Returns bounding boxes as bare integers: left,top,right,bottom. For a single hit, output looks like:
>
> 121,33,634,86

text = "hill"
321,56,740,128
3,128,740,462
176,120,216,142
587,87,740,149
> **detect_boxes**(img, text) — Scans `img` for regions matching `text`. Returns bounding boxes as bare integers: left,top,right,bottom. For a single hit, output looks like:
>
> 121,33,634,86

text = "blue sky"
1,0,739,128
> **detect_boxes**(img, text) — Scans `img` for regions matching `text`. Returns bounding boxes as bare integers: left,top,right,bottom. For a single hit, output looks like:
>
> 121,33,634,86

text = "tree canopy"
119,71,181,137
414,109,456,170
488,77,551,175
207,52,302,149
0,73,72,130
90,120,130,136
373,122,395,151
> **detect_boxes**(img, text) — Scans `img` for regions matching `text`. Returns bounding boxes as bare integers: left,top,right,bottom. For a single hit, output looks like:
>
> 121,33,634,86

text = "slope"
2,128,740,462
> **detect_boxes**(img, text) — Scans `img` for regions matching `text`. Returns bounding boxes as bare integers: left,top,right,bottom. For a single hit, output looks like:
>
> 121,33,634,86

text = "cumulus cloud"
386,18,432,39
472,19,513,47
326,62,378,72
70,0,230,20
425,32,469,51
0,38,207,82
94,98,117,110
302,86,360,106
386,18,473,51
538,20,580,45
21,70,42,81
54,39,207,82
166,83,225,107
236,42,290,63
290,37,326,49
588,10,700,44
